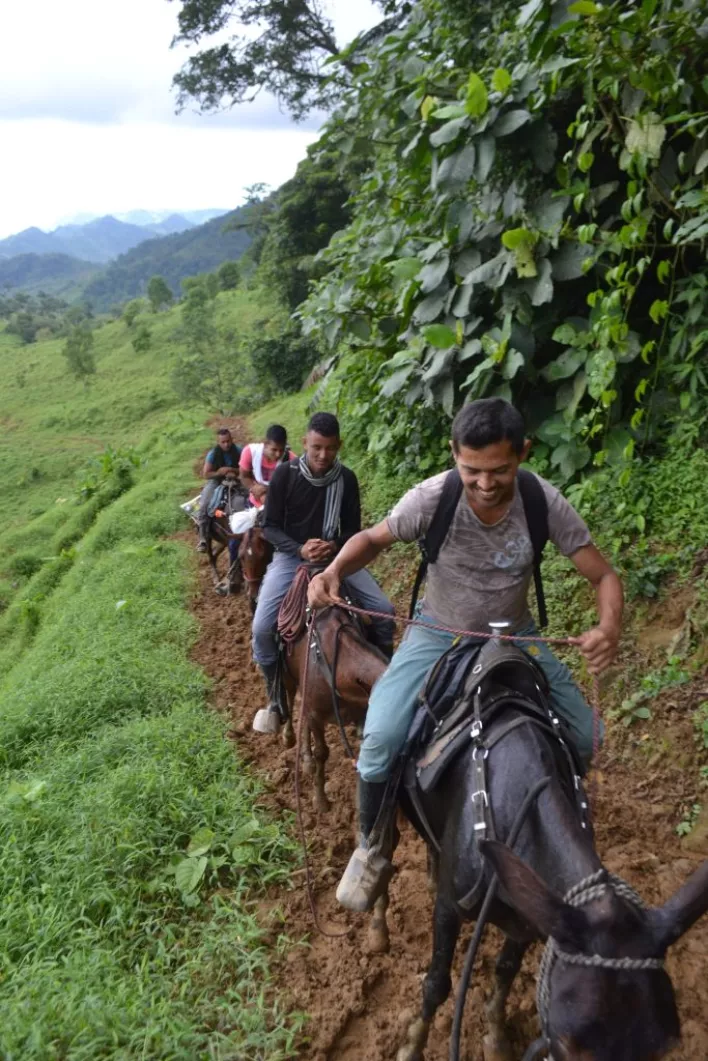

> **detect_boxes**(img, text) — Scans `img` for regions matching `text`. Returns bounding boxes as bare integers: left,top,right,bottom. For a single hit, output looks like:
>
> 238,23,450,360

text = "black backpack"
409,468,550,626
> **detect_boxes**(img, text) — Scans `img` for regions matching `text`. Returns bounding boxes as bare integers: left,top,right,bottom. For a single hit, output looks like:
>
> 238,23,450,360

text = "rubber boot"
252,661,285,735
336,778,395,913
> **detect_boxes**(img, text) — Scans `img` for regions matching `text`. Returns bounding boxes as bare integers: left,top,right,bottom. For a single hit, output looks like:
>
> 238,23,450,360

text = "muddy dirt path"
187,520,708,1061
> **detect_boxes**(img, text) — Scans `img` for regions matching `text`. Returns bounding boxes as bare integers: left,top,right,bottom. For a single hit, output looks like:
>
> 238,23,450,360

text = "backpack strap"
517,469,549,628
409,469,463,619
408,467,550,627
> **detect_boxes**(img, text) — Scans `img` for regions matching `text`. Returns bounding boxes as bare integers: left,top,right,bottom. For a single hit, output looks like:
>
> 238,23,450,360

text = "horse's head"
238,525,272,612
484,842,708,1060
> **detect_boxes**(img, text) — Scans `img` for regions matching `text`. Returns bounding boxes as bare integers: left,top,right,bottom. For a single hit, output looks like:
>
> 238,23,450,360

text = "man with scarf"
251,412,395,735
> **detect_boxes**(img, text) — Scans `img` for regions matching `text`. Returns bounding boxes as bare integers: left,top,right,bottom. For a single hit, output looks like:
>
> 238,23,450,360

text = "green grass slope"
0,291,304,1058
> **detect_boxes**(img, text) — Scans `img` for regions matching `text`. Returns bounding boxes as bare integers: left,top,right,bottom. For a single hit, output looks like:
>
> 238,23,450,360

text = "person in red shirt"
238,424,289,508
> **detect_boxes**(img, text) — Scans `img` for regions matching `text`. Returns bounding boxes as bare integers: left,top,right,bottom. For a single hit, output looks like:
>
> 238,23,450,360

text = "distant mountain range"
82,209,252,309
0,213,214,264
0,207,249,307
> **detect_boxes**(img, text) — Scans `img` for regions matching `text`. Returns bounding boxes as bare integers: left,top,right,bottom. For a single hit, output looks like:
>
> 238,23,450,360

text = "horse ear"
648,859,708,951
480,840,586,947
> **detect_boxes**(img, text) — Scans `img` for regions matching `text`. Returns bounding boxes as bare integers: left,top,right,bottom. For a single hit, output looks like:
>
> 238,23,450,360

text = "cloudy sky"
0,0,381,238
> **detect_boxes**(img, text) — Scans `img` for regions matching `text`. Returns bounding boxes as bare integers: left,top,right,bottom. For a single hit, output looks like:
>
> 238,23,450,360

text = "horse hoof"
365,923,390,955
482,1033,513,1061
396,1018,429,1061
314,796,331,814
282,727,295,749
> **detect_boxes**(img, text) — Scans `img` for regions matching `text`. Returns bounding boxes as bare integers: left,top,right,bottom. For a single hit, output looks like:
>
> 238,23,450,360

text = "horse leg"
310,722,331,813
366,890,390,955
281,680,295,749
300,721,314,775
398,897,461,1061
426,847,439,897
483,938,528,1061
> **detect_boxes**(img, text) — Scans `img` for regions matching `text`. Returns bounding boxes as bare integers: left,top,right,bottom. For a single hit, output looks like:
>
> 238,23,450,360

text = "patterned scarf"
298,455,344,541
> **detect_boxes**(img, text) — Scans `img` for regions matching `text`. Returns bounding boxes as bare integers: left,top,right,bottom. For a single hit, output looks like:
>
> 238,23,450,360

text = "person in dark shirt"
251,411,395,735
196,427,242,551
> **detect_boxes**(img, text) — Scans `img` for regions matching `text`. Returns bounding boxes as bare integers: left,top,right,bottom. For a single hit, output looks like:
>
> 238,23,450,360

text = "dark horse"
201,476,250,594
390,636,708,1061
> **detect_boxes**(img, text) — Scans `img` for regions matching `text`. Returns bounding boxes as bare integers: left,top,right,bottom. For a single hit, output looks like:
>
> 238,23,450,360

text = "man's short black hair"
217,426,232,437
265,423,287,445
451,399,525,455
307,412,340,438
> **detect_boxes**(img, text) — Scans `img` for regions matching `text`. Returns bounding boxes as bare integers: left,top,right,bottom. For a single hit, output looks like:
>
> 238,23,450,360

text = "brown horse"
237,513,273,614
276,571,392,951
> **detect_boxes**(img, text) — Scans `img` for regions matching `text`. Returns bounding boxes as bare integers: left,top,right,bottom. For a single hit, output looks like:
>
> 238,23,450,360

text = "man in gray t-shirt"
308,398,623,913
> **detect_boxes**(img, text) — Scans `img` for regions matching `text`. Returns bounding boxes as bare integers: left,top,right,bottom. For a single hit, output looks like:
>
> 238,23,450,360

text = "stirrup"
336,844,395,913
252,706,282,735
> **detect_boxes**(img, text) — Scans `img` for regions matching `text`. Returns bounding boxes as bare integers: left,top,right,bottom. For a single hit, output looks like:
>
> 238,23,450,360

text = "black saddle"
399,637,587,864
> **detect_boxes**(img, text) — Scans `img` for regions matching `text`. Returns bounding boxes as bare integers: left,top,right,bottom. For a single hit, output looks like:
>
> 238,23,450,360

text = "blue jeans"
358,617,598,782
251,552,396,667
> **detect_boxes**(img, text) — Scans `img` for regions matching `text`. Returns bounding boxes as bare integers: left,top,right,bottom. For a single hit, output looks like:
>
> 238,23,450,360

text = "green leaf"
418,256,450,293
625,112,666,161
437,144,477,188
493,110,531,137
187,828,215,857
530,259,553,305
634,707,652,720
569,0,601,13
451,282,475,318
381,365,416,397
502,349,525,380
421,96,437,121
578,151,594,172
551,440,591,479
349,315,371,341
502,228,538,277
403,55,426,81
492,68,512,95
695,149,708,176
423,324,457,349
430,117,468,147
501,227,537,251
656,259,671,284
543,348,586,381
413,289,448,324
389,257,421,281
431,103,466,120
465,73,488,118
552,323,578,345
649,299,668,324
476,135,496,182
175,856,207,895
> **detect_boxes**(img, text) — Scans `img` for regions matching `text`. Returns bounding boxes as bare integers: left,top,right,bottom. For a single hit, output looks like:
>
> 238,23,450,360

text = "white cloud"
0,120,319,237
0,0,381,238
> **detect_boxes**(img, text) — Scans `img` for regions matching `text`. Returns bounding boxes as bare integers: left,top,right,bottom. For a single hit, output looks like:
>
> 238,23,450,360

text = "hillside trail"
186,430,707,1060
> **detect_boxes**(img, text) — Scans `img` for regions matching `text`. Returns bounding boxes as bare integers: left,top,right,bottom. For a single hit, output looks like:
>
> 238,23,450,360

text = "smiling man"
251,411,395,735
308,397,624,911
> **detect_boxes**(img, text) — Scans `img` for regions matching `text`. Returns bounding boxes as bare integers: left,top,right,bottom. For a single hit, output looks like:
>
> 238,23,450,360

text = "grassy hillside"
0,253,99,299
0,284,305,1057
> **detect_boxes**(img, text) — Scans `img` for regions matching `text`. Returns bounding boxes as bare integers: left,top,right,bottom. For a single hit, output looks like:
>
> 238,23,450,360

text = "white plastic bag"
229,507,259,535
180,494,202,522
